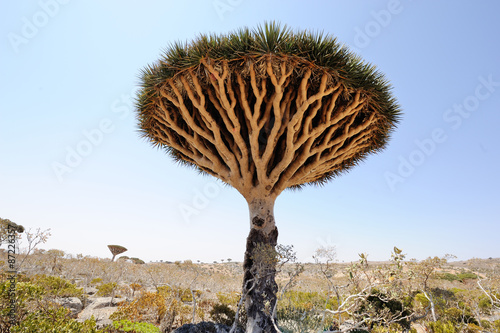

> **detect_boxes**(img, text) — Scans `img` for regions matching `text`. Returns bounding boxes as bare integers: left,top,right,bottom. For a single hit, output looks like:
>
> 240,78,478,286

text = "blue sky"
1,1,499,263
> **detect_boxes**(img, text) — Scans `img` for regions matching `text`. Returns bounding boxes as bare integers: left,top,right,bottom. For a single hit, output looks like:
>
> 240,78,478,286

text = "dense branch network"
142,55,387,200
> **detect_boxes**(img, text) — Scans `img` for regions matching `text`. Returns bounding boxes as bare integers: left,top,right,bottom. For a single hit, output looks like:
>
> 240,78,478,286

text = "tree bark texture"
243,198,279,333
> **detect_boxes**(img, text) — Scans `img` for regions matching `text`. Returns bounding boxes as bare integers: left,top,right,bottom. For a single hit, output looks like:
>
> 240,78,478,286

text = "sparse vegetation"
31,274,83,298
1,246,498,332
439,272,478,282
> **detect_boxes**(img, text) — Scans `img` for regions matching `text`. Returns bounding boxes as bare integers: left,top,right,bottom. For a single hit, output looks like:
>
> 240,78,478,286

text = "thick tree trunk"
243,198,279,333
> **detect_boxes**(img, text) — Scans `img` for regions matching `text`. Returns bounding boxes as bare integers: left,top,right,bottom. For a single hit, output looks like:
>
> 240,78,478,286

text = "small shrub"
439,272,477,283
113,319,160,333
130,257,145,265
96,282,117,297
480,320,492,330
277,306,324,333
371,324,407,333
463,323,482,333
281,290,332,310
90,278,103,286
32,275,83,297
478,296,492,313
0,280,45,330
130,283,143,293
427,320,458,333
215,291,240,306
493,320,500,332
439,273,461,282
444,307,462,323
110,292,168,324
456,272,477,281
210,303,235,326
10,306,103,333
157,285,201,302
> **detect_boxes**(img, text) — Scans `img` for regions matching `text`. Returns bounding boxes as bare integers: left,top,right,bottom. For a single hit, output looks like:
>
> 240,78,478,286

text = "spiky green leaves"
138,22,399,121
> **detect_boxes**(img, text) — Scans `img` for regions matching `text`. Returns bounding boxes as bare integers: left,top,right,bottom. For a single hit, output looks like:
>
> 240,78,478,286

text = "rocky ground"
52,286,124,327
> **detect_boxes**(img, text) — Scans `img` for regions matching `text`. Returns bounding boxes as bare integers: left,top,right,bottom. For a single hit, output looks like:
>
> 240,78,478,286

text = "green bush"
130,257,145,265
439,272,477,282
277,306,325,333
414,292,430,308
281,290,337,311
456,272,477,281
113,319,160,333
96,282,117,297
215,291,240,306
32,275,83,298
427,320,458,333
110,290,194,331
359,290,411,331
10,306,103,333
493,319,500,332
480,320,492,330
210,303,235,326
211,292,246,330
463,323,482,333
90,278,103,286
156,285,201,302
439,273,461,282
444,307,462,323
371,324,412,333
1,279,45,330
478,296,492,313
1,276,102,332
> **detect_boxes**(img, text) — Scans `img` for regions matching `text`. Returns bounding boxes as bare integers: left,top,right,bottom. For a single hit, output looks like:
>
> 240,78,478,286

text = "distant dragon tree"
135,23,400,333
107,244,128,262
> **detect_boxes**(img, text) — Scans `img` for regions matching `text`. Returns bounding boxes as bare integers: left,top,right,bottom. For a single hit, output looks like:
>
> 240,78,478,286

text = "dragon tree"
136,23,400,332
107,244,127,262
0,218,24,245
